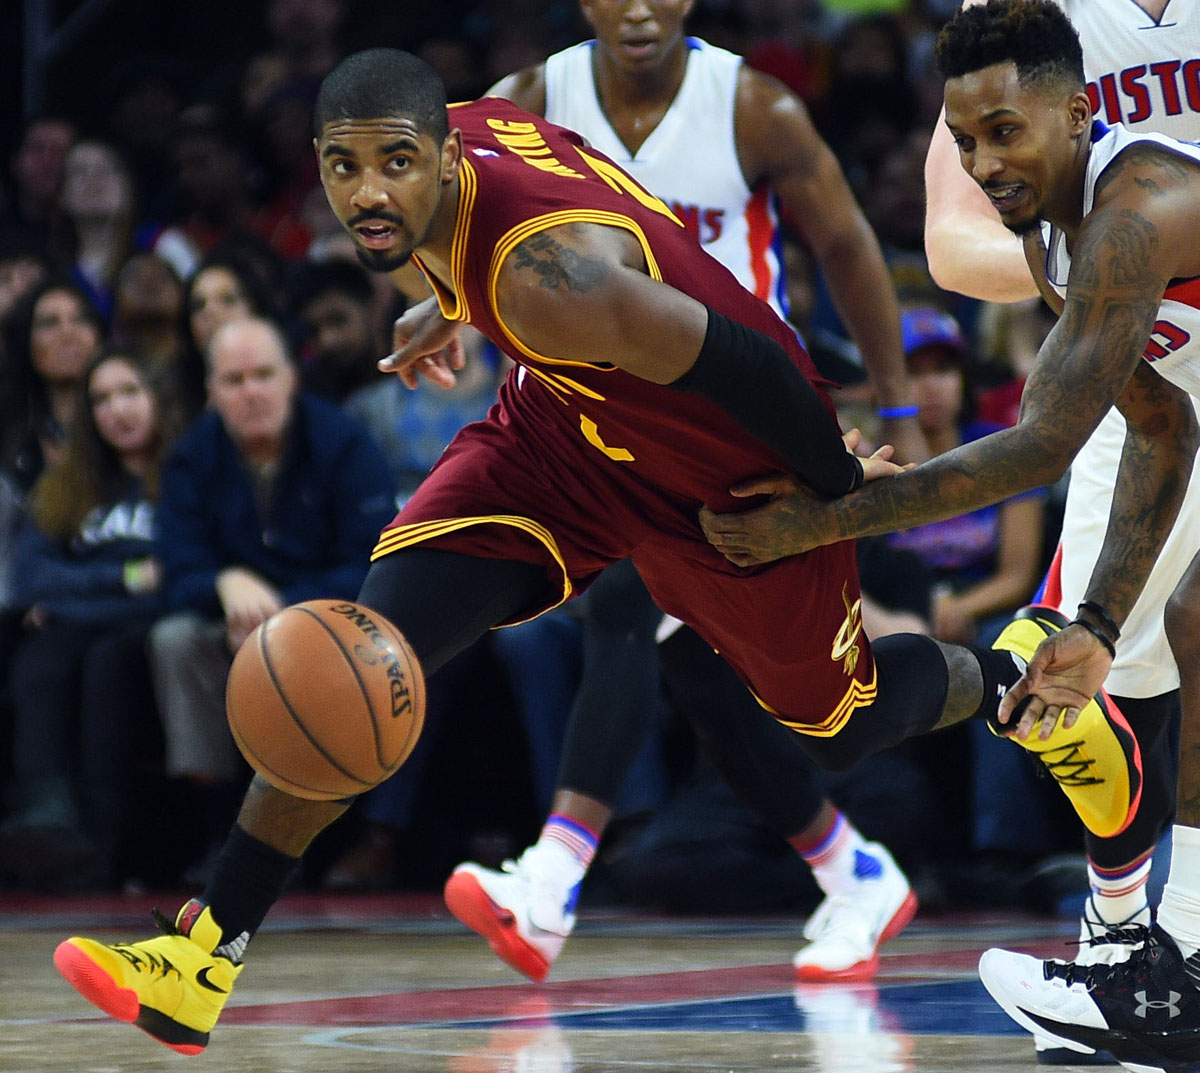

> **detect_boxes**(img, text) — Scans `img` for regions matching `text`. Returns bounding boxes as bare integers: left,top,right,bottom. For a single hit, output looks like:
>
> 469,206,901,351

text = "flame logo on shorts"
831,582,863,676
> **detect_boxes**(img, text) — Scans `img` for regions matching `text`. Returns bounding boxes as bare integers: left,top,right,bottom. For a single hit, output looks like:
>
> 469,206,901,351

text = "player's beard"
346,210,426,273
1004,213,1044,237
354,244,413,273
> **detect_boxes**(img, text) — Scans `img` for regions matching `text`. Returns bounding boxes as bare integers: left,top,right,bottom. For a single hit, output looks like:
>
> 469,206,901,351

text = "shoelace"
1046,924,1154,989
151,907,181,935
1038,741,1103,787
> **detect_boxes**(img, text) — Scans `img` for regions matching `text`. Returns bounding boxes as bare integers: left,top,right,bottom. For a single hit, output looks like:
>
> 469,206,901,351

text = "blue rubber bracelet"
877,405,919,419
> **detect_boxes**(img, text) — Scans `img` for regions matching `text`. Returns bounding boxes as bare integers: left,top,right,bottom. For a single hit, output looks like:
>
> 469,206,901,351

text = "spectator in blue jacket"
0,345,182,890
147,316,395,876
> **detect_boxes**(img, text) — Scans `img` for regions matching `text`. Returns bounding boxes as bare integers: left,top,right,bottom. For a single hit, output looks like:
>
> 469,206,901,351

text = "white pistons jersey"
1041,119,1200,695
543,38,787,319
1061,0,1200,142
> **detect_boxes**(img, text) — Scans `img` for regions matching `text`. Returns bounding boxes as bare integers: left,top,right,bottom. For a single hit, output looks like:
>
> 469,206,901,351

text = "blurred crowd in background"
0,0,1083,913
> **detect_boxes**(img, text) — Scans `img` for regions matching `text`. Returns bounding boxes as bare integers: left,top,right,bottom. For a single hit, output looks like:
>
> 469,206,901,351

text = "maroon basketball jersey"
413,98,836,515
377,99,875,731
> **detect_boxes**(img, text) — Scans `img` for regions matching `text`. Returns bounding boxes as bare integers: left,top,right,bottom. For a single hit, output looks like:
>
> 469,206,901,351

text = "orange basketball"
226,600,426,801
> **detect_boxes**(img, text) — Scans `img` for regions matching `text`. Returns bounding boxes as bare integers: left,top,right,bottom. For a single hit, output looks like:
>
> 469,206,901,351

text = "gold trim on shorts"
370,515,572,627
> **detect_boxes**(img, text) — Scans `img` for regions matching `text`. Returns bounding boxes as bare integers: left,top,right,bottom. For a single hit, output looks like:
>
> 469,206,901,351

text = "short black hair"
314,48,449,142
289,258,374,315
935,0,1084,94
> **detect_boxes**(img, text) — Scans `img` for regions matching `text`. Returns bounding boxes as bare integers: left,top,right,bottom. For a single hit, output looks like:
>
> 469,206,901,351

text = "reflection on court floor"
0,891,1078,1072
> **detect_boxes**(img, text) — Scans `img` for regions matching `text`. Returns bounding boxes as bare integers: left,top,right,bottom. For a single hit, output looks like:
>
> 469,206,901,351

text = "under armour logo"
1135,990,1181,1018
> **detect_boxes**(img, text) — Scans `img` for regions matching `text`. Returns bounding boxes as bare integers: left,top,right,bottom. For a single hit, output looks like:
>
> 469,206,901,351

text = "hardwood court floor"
0,891,1089,1072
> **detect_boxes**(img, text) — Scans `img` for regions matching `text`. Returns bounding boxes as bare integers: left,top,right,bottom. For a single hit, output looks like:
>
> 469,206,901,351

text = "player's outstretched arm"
378,296,466,389
703,164,1185,565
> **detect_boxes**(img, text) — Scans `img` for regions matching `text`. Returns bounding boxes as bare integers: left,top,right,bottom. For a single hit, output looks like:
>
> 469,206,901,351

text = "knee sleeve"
356,548,550,676
801,634,949,772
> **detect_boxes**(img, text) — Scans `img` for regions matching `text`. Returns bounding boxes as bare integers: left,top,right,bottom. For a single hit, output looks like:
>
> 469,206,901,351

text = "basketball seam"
227,701,340,800
294,604,391,770
257,613,377,788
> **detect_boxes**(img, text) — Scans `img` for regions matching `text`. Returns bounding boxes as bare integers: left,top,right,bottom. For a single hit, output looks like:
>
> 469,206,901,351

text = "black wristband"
1077,600,1121,643
1068,617,1117,659
671,306,862,497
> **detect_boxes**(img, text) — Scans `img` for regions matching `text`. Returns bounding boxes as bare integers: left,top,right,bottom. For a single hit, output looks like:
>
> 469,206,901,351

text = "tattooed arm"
701,145,1199,567
495,220,710,380
1088,362,1197,625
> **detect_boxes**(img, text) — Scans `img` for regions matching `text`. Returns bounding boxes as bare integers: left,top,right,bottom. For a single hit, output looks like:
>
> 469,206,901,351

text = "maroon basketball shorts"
371,417,877,736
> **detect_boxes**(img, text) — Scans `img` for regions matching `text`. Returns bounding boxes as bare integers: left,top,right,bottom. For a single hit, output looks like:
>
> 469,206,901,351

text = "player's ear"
440,129,463,185
1068,91,1092,137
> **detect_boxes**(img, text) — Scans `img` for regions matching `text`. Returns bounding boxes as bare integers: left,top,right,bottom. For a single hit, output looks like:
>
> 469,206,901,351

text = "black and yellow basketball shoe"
990,606,1142,840
53,900,242,1055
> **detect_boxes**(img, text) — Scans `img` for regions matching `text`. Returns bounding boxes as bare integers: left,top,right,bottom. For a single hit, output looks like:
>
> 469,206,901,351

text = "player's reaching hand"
841,428,906,481
700,430,908,566
996,624,1115,742
379,296,467,389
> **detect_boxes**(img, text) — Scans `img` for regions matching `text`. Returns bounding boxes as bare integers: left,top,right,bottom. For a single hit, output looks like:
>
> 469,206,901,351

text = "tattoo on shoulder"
1097,143,1197,201
512,231,608,293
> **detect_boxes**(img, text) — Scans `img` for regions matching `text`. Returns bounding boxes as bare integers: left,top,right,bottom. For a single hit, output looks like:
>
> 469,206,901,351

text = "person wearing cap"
884,308,1047,646
884,308,1065,910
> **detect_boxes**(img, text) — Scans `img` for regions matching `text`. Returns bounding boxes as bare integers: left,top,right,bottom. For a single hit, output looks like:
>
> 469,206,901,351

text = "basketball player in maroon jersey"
51,48,1143,1055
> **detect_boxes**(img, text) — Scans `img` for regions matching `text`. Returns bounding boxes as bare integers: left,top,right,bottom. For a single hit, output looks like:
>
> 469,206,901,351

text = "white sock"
1087,856,1152,925
1155,824,1200,959
528,815,596,893
794,810,876,897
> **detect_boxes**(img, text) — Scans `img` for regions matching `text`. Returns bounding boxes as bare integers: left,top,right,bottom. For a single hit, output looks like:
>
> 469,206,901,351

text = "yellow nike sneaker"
53,900,242,1055
991,606,1142,840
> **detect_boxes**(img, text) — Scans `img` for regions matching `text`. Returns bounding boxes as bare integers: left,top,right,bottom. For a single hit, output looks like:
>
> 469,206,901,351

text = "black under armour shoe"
980,922,1200,1073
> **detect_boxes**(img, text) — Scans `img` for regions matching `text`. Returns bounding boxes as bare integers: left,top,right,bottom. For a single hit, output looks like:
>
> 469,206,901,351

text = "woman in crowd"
0,345,182,890
50,138,142,323
0,279,105,492
885,307,1046,645
175,247,282,418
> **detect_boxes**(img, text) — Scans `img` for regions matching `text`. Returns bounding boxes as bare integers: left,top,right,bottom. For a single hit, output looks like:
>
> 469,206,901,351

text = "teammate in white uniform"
544,38,789,319
924,3,1200,1061
442,0,927,987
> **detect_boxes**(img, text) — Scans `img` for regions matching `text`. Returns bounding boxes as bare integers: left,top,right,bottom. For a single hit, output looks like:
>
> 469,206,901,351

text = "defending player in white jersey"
924,3,1200,1060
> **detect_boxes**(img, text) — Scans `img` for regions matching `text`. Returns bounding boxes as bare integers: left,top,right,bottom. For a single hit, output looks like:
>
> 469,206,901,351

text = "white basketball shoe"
793,842,918,982
444,843,581,982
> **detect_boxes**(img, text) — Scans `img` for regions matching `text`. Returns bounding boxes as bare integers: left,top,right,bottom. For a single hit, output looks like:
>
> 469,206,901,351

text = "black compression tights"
657,625,827,834
554,559,664,803
356,547,551,676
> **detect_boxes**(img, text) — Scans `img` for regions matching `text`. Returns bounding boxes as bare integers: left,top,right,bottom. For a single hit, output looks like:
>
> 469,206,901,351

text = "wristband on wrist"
877,405,919,419
1077,600,1121,642
1068,617,1117,659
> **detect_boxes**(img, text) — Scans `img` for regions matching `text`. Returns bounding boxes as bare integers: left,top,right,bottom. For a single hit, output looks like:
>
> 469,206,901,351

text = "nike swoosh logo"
196,966,229,994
